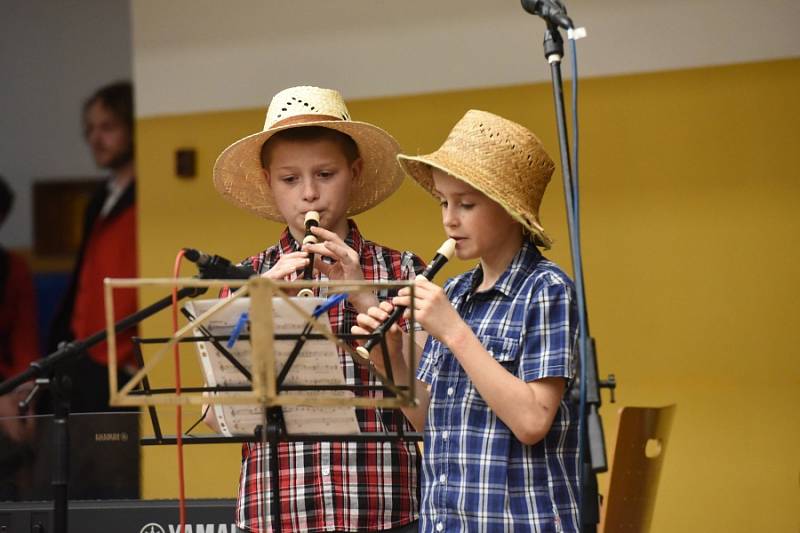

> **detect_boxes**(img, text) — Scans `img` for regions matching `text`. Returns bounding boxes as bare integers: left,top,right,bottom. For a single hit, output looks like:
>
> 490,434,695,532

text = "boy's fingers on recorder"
353,312,381,333
392,293,412,309
352,304,402,339
264,253,308,279
274,251,308,265
354,305,389,333
412,275,435,289
264,263,303,281
397,283,429,301
371,303,404,334
350,323,370,337
367,303,391,322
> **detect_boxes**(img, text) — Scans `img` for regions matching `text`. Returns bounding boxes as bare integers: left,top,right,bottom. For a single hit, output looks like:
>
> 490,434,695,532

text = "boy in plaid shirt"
212,86,423,533
355,110,580,532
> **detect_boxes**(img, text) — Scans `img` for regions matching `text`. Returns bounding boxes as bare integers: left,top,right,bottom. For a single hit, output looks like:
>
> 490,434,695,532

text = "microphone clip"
183,248,255,280
521,0,574,30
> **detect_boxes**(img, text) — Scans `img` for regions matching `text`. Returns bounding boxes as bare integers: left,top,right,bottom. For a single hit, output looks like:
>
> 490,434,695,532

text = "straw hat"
213,86,404,221
397,109,555,248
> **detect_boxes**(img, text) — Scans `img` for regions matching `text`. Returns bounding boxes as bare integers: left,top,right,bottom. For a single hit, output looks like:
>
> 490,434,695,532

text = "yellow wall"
135,59,800,532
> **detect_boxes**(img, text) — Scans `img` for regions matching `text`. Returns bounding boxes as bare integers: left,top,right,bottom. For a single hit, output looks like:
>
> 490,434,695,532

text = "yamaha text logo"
139,523,237,533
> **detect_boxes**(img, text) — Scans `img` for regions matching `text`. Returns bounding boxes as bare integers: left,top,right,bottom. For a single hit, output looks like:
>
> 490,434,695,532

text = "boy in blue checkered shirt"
354,110,580,532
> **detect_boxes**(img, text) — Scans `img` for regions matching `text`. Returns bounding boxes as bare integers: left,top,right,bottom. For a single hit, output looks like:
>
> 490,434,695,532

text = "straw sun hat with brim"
213,86,404,222
397,109,556,249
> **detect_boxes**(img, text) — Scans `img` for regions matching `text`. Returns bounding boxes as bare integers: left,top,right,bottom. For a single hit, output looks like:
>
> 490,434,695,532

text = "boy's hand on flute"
302,226,362,280
352,301,404,373
260,251,309,296
262,251,309,280
303,225,379,312
394,277,466,346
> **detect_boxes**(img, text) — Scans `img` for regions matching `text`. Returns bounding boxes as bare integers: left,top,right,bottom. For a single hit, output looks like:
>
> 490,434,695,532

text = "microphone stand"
0,285,208,533
521,5,618,531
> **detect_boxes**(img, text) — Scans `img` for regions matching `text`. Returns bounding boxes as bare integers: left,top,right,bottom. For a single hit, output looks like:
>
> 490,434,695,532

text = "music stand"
104,276,423,533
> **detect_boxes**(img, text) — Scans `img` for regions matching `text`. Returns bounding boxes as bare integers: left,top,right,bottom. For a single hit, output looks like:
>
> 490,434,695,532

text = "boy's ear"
262,168,272,188
350,157,364,181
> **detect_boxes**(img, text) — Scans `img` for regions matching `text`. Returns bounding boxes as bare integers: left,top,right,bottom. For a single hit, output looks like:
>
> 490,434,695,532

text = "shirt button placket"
320,442,334,528
439,380,455,526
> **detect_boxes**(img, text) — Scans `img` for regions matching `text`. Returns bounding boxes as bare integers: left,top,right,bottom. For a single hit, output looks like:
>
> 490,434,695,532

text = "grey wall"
0,0,132,249
132,0,800,117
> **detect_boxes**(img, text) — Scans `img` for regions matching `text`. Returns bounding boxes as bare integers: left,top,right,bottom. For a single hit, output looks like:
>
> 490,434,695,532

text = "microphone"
183,248,255,280
355,238,457,361
298,211,320,298
521,0,573,30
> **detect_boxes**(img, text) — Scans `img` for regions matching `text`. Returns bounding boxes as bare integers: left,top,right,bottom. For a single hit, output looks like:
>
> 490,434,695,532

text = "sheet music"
184,296,360,437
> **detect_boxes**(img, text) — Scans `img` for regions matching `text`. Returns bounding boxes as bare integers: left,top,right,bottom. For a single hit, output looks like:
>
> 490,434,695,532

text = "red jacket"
70,200,138,366
0,250,39,380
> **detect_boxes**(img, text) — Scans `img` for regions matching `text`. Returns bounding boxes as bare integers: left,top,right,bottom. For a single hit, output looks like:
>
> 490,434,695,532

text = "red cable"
172,249,187,533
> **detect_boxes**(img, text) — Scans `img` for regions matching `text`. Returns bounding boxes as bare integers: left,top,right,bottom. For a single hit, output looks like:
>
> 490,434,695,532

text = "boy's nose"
302,179,319,202
443,206,458,228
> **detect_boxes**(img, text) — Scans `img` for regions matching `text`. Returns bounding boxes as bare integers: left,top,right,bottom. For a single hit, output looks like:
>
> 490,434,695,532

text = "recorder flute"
355,238,457,360
297,211,320,298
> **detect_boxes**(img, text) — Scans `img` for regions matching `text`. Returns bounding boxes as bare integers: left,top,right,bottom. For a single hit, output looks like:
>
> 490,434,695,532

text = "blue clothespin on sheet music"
227,312,249,348
313,293,348,318
226,294,347,348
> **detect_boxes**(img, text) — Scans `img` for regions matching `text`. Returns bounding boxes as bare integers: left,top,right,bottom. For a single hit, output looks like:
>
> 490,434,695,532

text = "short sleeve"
519,279,578,383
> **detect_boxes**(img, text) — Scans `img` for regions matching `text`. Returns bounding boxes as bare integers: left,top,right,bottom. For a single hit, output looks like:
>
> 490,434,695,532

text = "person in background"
0,174,39,500
0,175,40,385
46,81,138,413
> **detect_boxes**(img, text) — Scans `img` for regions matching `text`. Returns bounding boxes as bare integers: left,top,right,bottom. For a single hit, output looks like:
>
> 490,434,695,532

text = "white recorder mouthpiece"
437,238,457,260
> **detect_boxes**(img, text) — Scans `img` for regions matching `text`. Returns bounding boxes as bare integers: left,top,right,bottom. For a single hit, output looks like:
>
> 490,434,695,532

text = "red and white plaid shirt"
236,220,424,532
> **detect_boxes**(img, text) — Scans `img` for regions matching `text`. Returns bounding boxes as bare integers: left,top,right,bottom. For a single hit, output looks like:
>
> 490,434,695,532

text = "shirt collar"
100,176,135,219
458,239,543,299
277,219,365,255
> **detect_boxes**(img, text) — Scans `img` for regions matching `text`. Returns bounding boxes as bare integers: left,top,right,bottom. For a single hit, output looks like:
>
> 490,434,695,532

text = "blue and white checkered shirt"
416,239,580,533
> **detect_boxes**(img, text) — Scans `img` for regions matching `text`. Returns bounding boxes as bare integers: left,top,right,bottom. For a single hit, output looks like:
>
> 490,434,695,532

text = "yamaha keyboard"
0,499,236,533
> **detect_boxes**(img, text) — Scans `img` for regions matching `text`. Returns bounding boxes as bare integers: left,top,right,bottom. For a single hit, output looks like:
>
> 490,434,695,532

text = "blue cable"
565,33,589,529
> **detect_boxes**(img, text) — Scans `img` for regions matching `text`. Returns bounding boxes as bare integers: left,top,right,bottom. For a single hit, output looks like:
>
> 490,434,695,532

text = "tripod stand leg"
265,407,283,533
581,458,600,533
51,375,71,533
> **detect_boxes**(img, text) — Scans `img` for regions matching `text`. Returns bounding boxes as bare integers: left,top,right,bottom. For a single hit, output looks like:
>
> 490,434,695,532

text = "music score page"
184,297,360,437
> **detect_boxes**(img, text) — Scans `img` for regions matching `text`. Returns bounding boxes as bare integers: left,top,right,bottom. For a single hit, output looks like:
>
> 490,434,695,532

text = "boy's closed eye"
438,199,475,209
